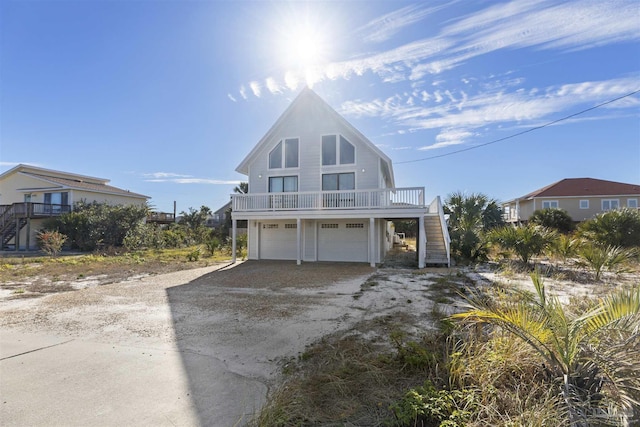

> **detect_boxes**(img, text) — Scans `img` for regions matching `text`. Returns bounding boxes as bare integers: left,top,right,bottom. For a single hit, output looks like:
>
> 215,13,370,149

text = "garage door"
259,222,298,260
317,221,368,262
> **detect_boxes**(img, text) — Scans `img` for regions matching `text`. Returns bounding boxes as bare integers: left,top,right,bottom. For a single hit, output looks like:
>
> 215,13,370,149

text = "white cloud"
419,128,474,150
249,81,261,97
239,85,248,100
227,93,237,102
143,172,192,179
266,77,282,94
356,3,446,43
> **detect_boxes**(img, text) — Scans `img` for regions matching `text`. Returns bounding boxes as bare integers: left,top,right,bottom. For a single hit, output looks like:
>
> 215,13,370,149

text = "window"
628,199,638,208
322,134,355,165
339,136,355,164
263,224,278,229
284,223,297,229
269,138,298,169
602,199,619,211
321,223,339,229
322,135,336,165
542,200,558,209
322,173,355,191
269,142,282,169
579,200,589,209
346,223,364,228
269,176,298,192
44,192,69,205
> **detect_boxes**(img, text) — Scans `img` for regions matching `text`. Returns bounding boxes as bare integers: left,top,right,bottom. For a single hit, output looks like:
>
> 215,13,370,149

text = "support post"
231,218,237,263
418,216,426,269
296,218,301,265
369,217,375,267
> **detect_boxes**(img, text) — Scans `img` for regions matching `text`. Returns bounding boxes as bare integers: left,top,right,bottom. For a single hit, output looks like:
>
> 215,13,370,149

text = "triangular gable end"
235,88,395,188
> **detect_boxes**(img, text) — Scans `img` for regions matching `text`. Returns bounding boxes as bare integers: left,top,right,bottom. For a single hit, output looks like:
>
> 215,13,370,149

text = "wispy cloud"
343,76,639,149
142,172,239,185
237,0,639,99
355,3,446,43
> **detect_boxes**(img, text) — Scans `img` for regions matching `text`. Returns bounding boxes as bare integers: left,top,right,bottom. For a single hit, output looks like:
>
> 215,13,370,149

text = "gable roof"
0,164,149,199
235,87,395,188
514,178,640,201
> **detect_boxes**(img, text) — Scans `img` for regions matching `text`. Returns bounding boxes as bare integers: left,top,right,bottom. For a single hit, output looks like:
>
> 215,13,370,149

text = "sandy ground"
1,256,636,426
0,259,458,426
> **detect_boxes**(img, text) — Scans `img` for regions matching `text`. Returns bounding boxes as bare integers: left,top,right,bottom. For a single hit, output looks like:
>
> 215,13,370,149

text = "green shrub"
488,224,556,265
576,243,636,280
530,208,574,233
577,208,640,248
390,381,477,427
186,247,201,262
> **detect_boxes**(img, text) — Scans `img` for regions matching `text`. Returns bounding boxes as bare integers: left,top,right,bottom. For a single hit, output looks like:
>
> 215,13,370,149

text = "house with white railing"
230,88,450,268
0,164,152,250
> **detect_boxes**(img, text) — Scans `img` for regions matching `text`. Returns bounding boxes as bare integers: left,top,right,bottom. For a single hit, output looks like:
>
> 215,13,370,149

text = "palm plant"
576,244,637,281
488,224,556,265
444,191,503,262
548,234,580,264
452,271,640,426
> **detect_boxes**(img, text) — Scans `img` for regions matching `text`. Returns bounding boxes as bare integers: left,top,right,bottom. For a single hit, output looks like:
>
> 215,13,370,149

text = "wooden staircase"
424,215,449,266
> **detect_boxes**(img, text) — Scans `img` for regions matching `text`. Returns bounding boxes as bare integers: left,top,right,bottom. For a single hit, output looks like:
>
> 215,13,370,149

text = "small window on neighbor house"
542,200,559,209
321,223,339,229
602,199,619,211
263,224,278,229
580,200,589,209
284,223,297,229
628,199,638,208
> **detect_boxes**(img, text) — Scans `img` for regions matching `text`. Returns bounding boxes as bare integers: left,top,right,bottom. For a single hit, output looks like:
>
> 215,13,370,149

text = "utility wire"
395,89,640,165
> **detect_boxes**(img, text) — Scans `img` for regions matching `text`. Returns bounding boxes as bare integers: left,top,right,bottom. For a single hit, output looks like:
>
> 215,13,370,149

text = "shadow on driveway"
165,260,374,425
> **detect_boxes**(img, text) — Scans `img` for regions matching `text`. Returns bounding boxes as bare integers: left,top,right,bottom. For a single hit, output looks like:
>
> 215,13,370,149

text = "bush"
390,381,477,426
36,230,67,257
576,244,636,280
488,224,556,265
577,208,640,248
47,202,149,251
530,208,574,233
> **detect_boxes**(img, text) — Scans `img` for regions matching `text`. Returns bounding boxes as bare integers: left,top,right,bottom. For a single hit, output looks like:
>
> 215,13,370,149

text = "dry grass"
0,247,229,299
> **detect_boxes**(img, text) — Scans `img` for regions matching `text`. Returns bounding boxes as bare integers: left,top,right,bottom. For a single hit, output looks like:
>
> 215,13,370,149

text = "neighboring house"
502,178,640,223
206,201,231,228
0,164,149,250
230,88,450,268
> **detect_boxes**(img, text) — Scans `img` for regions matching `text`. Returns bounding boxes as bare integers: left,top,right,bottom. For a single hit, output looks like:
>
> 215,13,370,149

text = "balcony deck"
232,187,427,218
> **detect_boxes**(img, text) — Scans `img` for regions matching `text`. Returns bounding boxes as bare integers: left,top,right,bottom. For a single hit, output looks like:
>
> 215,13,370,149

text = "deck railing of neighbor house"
232,187,425,212
428,196,451,267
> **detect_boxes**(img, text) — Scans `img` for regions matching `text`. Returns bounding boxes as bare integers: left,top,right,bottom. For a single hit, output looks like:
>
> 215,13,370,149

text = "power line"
395,89,640,165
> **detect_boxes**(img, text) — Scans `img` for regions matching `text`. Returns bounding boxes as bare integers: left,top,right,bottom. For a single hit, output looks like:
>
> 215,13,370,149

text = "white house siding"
245,98,383,195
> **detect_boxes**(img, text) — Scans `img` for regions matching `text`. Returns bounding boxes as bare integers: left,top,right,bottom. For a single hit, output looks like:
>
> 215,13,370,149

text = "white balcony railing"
232,187,425,212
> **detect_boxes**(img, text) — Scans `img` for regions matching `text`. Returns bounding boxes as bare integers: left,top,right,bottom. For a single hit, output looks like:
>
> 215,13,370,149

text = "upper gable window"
322,135,355,166
269,138,298,169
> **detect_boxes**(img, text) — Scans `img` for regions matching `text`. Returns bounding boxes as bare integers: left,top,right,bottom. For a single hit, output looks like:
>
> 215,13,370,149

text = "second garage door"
317,221,368,262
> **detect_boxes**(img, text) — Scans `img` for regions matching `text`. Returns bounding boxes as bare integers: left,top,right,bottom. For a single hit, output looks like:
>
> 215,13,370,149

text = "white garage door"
317,221,368,262
259,222,298,260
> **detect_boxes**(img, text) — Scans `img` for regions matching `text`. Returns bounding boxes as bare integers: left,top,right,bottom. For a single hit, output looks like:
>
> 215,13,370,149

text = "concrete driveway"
0,261,377,426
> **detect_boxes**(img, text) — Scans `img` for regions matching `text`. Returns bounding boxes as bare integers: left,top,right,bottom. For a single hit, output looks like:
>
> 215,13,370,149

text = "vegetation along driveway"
0,259,442,426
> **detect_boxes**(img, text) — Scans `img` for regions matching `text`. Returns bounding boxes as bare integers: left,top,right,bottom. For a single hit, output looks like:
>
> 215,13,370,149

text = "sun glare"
281,26,328,69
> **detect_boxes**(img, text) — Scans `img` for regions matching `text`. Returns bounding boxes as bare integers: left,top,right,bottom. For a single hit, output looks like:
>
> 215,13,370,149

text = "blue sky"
2,0,639,214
